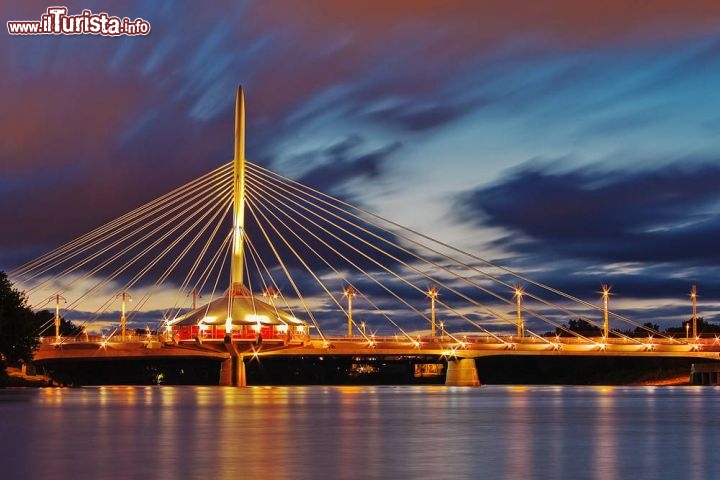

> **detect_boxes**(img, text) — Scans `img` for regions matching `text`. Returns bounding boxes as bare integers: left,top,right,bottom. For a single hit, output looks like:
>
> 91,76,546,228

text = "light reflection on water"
1,386,719,479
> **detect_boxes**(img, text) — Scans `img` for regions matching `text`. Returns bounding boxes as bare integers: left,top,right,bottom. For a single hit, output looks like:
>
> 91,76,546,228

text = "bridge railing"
39,334,167,345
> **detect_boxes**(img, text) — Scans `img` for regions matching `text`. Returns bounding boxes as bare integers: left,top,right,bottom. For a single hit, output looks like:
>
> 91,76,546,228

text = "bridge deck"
34,341,230,362
34,336,720,364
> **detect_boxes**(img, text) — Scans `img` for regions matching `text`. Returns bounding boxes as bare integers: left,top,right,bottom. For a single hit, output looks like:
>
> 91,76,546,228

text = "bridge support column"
445,358,480,386
220,337,247,386
691,363,720,386
219,357,233,386
236,355,246,387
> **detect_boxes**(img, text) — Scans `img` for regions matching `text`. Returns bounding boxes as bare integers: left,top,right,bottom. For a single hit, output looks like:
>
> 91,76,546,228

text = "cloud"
358,99,483,133
293,135,402,195
456,160,720,264
4,0,720,333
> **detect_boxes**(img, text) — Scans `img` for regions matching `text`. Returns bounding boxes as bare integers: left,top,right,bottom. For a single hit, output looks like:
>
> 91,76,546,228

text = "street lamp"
514,286,524,340
52,294,67,343
343,285,357,337
601,285,611,339
427,285,439,340
690,285,698,340
188,288,202,310
117,291,132,341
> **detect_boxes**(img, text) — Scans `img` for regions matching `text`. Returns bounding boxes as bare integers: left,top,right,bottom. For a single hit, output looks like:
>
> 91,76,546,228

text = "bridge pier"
219,337,247,386
219,357,232,386
691,363,720,386
445,358,480,386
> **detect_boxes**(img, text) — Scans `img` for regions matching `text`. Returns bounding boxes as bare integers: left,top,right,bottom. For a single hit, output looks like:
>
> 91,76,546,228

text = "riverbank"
3,367,52,387
2,360,693,387
632,374,690,386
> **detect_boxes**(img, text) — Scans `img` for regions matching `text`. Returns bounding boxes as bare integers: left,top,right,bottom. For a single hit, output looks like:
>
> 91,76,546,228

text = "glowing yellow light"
246,314,270,324
225,317,233,332
262,286,279,299
277,324,288,333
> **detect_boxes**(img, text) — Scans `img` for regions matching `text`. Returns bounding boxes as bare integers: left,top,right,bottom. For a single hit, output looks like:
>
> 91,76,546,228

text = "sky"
2,1,720,333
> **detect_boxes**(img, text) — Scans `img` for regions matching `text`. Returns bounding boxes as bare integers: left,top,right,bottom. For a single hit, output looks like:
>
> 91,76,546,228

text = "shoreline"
3,367,53,388
631,375,690,386
2,367,691,388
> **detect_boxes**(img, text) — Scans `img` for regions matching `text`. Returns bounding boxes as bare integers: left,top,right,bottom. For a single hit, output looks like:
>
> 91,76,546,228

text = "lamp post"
263,286,281,338
691,285,698,340
514,286,524,340
117,291,132,341
53,294,67,343
601,285,611,339
343,286,357,337
427,285,439,340
189,288,202,310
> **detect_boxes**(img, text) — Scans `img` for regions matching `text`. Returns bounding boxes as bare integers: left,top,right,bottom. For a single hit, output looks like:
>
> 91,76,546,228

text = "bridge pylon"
230,85,247,293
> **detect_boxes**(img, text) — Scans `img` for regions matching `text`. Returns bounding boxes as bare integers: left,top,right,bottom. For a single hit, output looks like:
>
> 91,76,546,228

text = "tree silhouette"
556,318,602,337
666,317,720,335
0,271,38,365
35,310,83,337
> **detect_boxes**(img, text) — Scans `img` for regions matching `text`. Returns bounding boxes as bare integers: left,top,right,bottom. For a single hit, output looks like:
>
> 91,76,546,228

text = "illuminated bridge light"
246,314,270,324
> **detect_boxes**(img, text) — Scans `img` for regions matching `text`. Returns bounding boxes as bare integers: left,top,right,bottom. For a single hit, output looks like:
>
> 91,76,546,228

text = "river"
1,385,718,479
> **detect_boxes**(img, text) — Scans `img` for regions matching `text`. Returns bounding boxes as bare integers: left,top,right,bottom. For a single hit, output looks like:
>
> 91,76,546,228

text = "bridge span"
19,86,718,388
34,334,720,387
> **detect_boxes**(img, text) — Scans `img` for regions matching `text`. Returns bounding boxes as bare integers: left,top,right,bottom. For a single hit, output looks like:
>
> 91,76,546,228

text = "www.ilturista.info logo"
7,7,151,36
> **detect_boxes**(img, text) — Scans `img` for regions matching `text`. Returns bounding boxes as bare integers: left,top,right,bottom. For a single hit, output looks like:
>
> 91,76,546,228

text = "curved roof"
171,286,305,327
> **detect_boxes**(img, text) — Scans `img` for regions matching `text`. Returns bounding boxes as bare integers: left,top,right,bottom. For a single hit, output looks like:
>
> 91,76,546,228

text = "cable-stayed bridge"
13,86,719,386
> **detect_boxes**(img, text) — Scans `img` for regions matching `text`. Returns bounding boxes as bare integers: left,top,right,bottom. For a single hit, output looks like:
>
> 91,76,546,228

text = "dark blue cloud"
294,135,402,196
457,160,720,264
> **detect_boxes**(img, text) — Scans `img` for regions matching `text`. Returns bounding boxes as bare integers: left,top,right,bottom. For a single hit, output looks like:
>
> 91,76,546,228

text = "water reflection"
591,386,618,480
1,386,719,479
